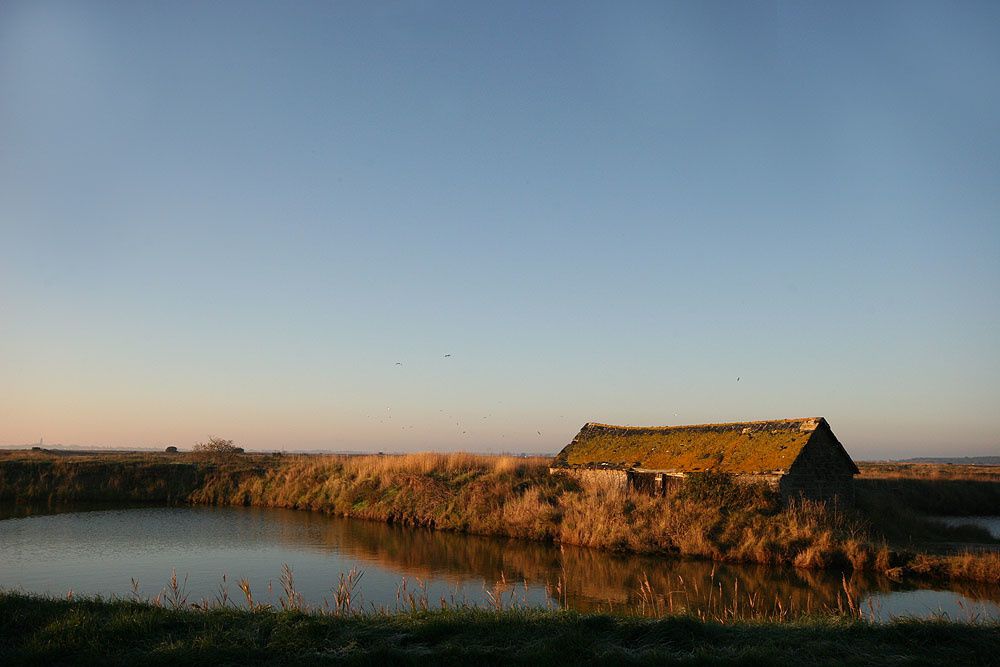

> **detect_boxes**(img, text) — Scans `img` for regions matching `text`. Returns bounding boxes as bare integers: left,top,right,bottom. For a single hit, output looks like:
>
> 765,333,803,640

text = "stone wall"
628,471,686,496
551,440,857,506
779,429,856,505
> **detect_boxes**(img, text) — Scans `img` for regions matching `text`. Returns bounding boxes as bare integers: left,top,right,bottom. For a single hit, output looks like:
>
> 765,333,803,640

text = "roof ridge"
584,417,824,430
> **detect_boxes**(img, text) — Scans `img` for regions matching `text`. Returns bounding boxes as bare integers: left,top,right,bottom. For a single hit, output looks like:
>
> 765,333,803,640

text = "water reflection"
0,501,156,521
0,503,996,621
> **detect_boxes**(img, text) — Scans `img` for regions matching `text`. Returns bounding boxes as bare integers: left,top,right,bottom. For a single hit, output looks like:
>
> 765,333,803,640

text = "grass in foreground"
1,591,998,666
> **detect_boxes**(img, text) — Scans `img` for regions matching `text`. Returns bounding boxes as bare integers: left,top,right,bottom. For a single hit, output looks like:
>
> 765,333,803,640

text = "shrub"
675,472,776,511
193,437,243,459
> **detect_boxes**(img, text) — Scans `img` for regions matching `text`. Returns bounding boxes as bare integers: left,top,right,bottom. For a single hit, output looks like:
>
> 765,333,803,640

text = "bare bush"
193,437,244,458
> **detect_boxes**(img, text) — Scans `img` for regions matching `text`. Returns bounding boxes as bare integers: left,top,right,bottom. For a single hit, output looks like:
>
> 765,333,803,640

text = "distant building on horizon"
550,417,858,504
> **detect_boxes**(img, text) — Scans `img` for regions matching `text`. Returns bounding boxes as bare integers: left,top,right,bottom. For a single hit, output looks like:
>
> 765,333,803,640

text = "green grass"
1,591,997,666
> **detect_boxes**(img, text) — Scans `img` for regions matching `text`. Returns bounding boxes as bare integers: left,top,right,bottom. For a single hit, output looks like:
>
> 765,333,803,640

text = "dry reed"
2,451,998,583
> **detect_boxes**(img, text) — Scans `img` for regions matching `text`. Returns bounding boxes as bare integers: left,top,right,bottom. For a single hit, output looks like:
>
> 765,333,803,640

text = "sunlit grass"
2,450,998,584
858,462,1000,482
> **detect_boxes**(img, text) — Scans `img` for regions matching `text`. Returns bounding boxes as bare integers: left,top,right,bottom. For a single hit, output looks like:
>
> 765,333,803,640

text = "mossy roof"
552,418,829,474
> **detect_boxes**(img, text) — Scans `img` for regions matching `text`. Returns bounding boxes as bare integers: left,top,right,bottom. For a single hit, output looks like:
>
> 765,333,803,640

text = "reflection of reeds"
617,567,881,622
112,564,994,624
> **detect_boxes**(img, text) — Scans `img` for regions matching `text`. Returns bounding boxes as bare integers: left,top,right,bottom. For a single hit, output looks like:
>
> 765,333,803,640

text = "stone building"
550,417,858,504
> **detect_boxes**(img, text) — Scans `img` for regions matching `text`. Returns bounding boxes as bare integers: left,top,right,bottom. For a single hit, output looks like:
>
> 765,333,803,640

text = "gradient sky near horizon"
1,1,998,458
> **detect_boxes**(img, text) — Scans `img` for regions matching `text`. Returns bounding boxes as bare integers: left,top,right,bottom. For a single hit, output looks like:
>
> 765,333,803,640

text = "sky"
1,1,998,458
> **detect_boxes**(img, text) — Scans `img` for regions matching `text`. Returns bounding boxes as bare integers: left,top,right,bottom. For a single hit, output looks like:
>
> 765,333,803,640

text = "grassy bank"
857,462,1000,516
1,591,997,666
858,462,1000,482
1,451,998,584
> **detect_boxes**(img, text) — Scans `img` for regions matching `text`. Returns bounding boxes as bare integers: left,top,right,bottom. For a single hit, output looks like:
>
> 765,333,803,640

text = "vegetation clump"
192,437,244,460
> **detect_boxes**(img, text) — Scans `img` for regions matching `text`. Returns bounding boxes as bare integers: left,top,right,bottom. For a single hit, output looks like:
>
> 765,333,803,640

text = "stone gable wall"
779,430,856,505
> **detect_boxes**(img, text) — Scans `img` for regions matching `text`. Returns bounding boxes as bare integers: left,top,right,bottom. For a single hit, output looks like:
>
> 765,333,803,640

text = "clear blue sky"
1,1,998,458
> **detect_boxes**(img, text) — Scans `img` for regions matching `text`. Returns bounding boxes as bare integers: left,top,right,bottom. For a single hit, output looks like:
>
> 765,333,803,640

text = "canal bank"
1,451,997,585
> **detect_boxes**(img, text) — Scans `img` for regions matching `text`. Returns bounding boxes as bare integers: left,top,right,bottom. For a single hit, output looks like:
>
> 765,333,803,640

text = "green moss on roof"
552,418,825,474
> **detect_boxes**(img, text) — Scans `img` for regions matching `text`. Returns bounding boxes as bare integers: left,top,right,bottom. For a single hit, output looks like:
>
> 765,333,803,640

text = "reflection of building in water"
258,508,990,618
551,418,859,504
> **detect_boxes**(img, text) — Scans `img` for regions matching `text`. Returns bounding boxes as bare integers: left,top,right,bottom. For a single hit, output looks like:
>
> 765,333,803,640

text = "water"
932,516,1000,539
0,504,997,622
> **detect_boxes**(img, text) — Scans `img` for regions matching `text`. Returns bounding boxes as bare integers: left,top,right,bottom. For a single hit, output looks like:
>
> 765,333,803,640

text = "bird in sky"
444,354,452,358
737,377,740,382
395,362,402,366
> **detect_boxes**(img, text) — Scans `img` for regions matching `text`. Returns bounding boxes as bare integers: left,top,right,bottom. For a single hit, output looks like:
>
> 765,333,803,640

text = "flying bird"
395,362,402,366
444,354,452,358
737,377,740,382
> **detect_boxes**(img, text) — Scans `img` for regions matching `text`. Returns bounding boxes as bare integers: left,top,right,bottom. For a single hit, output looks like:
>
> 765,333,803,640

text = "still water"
0,504,996,622
932,516,1000,539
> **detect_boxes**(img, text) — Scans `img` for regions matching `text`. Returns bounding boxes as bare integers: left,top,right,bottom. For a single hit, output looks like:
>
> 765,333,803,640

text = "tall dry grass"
183,455,937,577
2,451,998,583
858,462,1000,482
